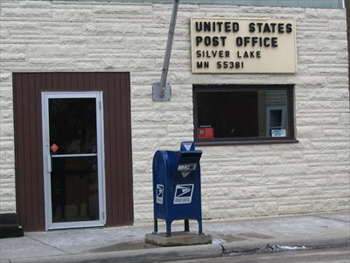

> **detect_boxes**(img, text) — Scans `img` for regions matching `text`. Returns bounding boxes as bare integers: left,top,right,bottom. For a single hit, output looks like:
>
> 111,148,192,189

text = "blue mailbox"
152,141,203,237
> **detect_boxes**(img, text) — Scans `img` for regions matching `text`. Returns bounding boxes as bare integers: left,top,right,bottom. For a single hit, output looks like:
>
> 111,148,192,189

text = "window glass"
193,85,295,143
49,98,97,154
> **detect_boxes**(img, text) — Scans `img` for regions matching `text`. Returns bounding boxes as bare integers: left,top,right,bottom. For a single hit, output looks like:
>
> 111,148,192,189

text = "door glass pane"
49,98,97,154
48,97,100,224
51,156,99,222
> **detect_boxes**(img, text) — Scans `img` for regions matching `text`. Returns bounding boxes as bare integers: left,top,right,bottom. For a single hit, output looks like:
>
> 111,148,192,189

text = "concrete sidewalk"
0,211,349,263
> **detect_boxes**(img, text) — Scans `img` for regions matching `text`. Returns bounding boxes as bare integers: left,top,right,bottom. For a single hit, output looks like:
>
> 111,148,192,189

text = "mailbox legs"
184,219,189,232
155,217,203,236
198,219,203,234
155,218,174,237
166,220,172,237
153,218,158,234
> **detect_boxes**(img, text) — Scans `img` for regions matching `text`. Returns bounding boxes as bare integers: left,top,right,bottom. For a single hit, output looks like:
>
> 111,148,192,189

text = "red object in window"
197,127,214,139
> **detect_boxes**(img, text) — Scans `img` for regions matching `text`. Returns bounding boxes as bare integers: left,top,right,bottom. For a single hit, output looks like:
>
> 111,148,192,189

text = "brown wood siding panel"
122,72,133,225
28,74,38,228
103,72,134,227
121,73,133,224
13,72,133,231
13,74,26,229
111,73,121,225
104,74,114,224
115,73,125,225
29,74,45,230
119,73,129,224
13,73,45,231
106,73,122,226
23,74,36,230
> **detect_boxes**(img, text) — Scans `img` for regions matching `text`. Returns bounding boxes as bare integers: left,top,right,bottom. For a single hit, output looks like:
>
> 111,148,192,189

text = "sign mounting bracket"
152,0,179,101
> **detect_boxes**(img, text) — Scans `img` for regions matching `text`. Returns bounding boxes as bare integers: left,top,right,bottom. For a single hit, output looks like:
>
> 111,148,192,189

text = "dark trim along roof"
61,0,345,9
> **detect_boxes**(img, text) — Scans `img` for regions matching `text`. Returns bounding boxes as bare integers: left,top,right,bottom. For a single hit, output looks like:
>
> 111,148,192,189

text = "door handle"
47,155,52,173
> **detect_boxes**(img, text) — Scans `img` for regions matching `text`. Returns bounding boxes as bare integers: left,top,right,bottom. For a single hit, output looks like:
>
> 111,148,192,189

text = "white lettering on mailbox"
178,163,197,177
173,184,194,204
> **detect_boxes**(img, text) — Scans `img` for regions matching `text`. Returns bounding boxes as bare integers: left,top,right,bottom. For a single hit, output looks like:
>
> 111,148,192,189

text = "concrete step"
0,213,24,238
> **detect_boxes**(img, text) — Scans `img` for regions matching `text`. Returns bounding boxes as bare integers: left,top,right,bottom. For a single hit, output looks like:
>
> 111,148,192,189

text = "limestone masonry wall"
0,0,349,222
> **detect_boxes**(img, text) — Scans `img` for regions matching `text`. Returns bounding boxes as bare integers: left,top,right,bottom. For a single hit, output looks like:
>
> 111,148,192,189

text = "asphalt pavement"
0,211,349,263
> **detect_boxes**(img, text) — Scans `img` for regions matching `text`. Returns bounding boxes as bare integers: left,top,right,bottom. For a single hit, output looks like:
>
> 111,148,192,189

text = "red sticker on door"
50,143,59,153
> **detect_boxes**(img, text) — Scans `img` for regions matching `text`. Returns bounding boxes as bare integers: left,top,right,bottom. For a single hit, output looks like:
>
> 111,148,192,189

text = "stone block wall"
0,0,349,223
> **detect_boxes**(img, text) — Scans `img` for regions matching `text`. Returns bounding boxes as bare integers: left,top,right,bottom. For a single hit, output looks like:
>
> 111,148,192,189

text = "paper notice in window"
271,129,286,137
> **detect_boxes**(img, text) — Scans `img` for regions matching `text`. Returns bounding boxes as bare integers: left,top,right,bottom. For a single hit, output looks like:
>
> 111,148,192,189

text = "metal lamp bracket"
152,82,171,101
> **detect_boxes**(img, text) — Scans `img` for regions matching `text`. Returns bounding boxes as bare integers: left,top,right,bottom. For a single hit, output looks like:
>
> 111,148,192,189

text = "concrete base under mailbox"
145,232,212,247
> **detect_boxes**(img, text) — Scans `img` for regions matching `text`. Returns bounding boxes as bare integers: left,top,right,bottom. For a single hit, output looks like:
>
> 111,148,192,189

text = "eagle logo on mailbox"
156,184,164,204
173,184,194,204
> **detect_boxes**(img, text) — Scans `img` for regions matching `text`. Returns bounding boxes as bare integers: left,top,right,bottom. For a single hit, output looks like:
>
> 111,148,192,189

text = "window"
193,85,296,145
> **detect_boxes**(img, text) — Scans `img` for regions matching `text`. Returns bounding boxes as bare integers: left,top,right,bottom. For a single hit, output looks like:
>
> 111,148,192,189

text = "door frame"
41,91,106,230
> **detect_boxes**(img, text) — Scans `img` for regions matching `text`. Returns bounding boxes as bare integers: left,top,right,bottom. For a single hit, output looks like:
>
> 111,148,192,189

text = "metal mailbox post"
152,141,203,237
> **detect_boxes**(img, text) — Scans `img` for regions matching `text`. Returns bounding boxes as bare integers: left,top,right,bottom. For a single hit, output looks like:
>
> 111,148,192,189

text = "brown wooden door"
13,73,133,231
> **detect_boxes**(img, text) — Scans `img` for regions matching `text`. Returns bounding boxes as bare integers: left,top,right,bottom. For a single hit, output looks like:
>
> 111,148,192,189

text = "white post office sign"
191,18,297,74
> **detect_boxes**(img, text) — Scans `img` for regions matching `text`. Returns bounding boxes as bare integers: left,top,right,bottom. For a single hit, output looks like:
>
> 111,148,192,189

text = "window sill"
195,139,299,146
